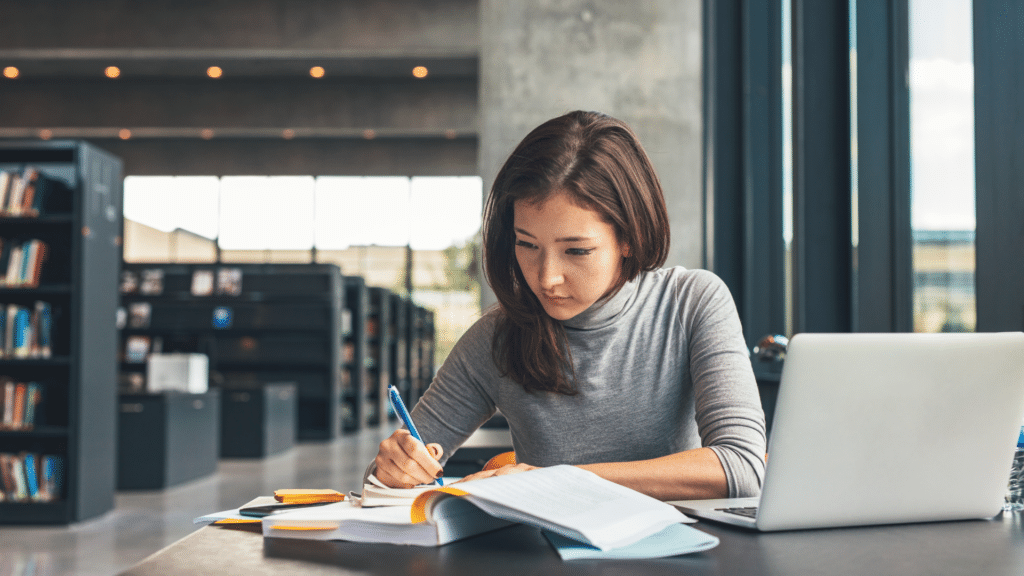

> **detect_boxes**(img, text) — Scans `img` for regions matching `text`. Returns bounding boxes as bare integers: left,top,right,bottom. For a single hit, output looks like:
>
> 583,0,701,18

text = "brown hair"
482,111,670,395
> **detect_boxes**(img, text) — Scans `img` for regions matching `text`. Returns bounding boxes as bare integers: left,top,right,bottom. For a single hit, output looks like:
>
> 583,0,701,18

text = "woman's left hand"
455,463,539,483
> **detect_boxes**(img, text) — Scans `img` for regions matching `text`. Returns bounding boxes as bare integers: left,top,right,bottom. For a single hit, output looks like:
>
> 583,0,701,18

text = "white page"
452,465,690,550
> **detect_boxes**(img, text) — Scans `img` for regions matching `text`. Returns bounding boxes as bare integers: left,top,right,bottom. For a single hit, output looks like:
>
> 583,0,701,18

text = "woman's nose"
537,252,564,289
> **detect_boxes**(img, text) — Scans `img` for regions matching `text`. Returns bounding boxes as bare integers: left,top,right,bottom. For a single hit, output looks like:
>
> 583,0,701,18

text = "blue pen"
388,385,443,486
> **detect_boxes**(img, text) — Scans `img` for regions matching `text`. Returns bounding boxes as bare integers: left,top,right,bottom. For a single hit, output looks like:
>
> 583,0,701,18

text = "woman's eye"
566,248,595,256
515,239,536,249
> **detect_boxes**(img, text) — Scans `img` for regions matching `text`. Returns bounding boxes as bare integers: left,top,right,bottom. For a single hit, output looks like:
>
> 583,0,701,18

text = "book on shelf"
0,301,54,359
0,379,43,430
0,167,66,218
0,238,48,288
191,270,215,297
258,465,694,551
124,335,152,364
139,269,164,295
128,302,152,329
120,270,139,294
0,452,64,503
216,268,243,296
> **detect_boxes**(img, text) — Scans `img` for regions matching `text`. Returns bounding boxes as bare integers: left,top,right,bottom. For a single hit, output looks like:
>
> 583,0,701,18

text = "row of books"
0,168,60,218
0,239,48,288
0,302,53,359
120,268,244,297
0,452,64,503
0,380,43,430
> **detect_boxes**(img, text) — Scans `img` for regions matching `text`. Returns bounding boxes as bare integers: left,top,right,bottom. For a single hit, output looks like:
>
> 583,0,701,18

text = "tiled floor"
0,427,392,576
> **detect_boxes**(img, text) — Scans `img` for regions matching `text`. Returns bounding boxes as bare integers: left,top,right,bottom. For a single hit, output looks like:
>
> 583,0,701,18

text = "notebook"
671,332,1024,531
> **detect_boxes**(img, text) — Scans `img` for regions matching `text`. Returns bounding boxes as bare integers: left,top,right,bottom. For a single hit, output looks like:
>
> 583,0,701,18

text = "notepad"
263,465,696,553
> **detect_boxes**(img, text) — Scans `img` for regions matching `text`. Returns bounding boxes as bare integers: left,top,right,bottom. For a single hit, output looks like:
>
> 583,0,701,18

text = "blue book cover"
23,453,39,500
13,307,30,356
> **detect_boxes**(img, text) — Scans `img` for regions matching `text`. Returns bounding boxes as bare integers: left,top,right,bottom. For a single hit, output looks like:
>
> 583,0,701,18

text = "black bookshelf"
366,287,392,427
0,140,122,524
342,276,368,432
388,293,409,419
408,305,436,407
118,263,345,440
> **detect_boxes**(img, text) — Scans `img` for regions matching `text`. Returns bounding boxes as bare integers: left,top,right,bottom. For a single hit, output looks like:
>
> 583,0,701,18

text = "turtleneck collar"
560,274,641,330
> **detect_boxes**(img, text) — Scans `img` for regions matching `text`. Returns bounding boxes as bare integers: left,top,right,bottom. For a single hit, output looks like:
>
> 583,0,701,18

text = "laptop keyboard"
716,506,758,519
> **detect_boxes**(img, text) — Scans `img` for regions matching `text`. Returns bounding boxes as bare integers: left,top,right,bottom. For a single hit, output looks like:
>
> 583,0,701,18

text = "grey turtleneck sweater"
410,267,767,498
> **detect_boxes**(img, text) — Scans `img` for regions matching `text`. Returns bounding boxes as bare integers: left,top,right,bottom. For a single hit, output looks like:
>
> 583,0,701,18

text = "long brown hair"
482,111,670,395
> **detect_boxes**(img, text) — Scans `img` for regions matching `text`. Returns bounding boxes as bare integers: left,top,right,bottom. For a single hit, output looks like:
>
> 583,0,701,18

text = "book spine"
0,171,10,215
24,382,40,427
11,454,28,501
13,308,31,358
11,382,26,426
36,301,52,357
23,452,39,501
1,379,14,425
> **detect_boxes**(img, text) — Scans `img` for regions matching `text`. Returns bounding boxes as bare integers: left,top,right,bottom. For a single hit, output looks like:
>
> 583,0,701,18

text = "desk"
121,512,1024,575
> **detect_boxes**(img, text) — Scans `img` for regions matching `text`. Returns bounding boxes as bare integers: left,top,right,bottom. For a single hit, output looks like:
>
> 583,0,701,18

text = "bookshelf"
408,305,436,406
118,263,345,440
365,287,391,427
342,276,368,432
387,292,409,419
0,140,122,524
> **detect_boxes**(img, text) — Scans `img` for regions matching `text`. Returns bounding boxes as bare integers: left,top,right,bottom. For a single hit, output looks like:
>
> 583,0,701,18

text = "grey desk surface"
122,512,1024,576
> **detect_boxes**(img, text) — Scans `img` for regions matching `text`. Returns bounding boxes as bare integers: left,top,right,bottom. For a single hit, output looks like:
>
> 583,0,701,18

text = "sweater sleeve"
681,270,767,497
407,312,500,466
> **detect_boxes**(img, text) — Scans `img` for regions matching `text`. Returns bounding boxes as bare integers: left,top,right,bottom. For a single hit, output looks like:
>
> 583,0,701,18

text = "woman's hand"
455,463,538,483
374,429,444,488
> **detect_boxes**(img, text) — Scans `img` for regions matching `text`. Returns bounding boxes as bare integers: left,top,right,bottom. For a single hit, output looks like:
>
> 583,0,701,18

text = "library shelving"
387,292,409,420
342,276,368,432
0,140,123,524
365,287,392,427
118,263,345,440
408,305,436,407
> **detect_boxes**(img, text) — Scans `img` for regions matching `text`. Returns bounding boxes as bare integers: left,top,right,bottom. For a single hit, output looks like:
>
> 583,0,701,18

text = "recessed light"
105,66,121,78
39,129,53,140
119,129,132,140
412,66,428,78
207,66,223,78
3,66,19,79
310,66,325,78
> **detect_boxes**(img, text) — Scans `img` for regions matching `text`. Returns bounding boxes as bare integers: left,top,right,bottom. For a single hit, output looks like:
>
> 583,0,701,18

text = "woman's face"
513,192,628,321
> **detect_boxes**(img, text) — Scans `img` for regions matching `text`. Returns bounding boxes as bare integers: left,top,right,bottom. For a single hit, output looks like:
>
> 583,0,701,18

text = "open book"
263,465,700,553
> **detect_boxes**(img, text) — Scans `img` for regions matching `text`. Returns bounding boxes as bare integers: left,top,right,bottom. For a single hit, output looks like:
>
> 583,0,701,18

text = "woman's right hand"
374,429,444,488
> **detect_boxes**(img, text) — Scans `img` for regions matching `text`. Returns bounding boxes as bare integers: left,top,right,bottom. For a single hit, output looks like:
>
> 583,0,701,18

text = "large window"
909,0,976,333
123,175,484,365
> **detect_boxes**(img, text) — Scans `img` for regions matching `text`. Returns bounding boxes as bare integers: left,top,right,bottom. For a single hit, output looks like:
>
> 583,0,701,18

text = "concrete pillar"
479,0,703,308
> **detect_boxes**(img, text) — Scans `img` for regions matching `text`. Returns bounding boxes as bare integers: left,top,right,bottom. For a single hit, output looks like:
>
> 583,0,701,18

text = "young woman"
374,111,766,501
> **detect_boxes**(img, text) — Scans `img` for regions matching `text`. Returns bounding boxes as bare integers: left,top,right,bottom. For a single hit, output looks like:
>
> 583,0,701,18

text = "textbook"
352,473,445,507
262,465,695,551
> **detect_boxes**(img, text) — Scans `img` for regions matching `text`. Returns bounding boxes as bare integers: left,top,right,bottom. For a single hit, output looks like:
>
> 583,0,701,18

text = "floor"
0,426,393,576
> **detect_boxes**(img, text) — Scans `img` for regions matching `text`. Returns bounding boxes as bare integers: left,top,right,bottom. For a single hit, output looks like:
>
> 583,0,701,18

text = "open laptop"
671,332,1024,531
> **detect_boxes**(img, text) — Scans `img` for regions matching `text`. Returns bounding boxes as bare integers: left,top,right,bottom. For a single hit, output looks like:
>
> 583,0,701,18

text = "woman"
374,111,766,500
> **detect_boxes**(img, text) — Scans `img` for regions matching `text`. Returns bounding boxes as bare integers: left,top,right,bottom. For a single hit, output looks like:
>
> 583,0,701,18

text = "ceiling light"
39,129,53,140
412,66,428,78
3,67,19,79
282,129,295,140
105,66,120,78
207,66,223,78
119,129,132,140
309,66,325,78
200,129,214,140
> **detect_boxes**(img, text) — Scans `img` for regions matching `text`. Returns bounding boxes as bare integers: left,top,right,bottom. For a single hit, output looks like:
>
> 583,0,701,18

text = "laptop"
671,332,1024,531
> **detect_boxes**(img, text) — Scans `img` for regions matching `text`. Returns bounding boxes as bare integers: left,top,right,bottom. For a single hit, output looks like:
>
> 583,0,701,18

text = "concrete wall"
479,0,704,306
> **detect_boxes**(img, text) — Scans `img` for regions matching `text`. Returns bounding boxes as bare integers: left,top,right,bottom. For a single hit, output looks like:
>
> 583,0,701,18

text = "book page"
454,465,689,550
